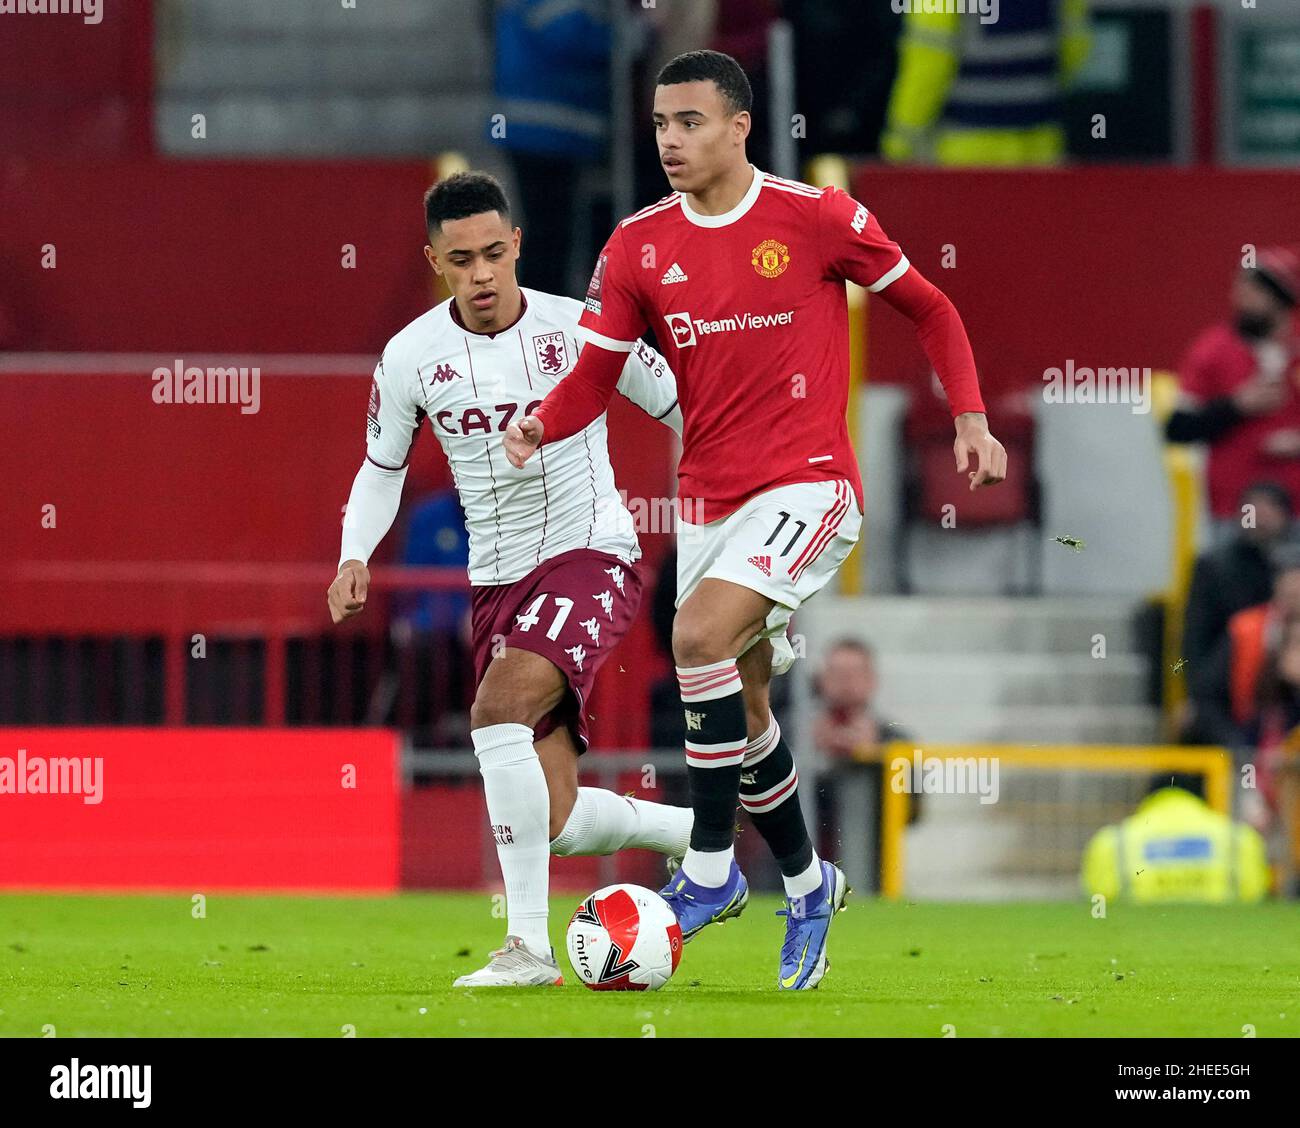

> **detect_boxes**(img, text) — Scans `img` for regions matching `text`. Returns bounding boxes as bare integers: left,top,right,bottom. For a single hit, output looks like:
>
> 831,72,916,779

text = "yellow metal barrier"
872,740,1233,899
1150,370,1203,733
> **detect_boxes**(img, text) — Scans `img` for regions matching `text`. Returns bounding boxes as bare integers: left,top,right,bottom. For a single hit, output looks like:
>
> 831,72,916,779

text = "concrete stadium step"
876,704,1162,746
175,0,445,33
798,595,1158,747
800,596,1142,656
156,0,490,155
873,653,1150,709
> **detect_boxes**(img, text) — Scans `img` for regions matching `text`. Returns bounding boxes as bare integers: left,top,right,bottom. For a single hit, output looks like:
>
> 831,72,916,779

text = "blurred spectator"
786,0,900,155
1180,481,1293,688
1166,247,1300,537
881,0,1090,167
492,0,611,296
1081,774,1269,903
811,638,906,761
1185,543,1300,747
810,638,910,870
1246,615,1300,843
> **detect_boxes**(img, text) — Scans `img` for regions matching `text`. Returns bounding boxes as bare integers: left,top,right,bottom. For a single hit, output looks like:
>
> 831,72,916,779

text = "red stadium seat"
897,392,1040,593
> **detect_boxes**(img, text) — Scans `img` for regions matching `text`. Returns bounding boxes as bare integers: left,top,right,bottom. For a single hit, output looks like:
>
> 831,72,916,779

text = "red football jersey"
577,167,910,523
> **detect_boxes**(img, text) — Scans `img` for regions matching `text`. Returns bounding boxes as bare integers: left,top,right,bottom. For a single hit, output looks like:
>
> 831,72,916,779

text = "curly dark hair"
423,172,511,239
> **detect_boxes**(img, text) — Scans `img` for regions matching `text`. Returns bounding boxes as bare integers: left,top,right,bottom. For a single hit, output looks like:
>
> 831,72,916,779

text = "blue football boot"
658,859,749,943
776,860,849,990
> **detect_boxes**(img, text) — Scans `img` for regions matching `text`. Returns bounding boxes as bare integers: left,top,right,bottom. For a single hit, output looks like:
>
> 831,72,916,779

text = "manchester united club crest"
751,238,790,279
532,332,569,375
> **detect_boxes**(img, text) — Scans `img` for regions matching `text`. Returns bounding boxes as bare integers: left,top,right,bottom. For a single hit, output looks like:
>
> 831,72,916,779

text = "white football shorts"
676,478,862,675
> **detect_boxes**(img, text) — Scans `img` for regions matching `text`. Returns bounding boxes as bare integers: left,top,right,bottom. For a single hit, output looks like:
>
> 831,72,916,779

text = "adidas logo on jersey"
660,262,689,285
430,363,461,384
748,555,772,576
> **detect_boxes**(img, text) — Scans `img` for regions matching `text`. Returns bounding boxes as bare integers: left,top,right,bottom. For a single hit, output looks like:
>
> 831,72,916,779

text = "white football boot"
452,936,563,987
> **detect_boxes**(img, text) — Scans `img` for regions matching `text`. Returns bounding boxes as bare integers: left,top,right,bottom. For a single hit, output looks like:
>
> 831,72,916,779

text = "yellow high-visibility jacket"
883,0,1091,167
1081,788,1271,904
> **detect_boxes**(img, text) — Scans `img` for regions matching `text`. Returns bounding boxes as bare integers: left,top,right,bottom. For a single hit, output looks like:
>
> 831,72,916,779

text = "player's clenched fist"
328,559,370,624
503,415,544,469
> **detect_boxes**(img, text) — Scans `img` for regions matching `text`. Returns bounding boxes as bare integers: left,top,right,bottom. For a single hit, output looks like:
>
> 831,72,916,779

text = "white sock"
683,845,734,888
550,788,693,857
783,855,824,899
472,722,551,955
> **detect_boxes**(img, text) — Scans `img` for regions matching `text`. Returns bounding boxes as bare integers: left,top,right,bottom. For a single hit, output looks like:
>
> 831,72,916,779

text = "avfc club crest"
752,238,791,279
533,332,569,375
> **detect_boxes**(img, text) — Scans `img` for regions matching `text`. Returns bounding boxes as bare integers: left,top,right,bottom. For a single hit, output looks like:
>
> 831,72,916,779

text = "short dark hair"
656,49,753,116
423,172,510,239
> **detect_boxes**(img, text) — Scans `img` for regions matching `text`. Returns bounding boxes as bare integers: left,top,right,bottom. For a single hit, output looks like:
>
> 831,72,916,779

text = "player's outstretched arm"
503,342,627,468
328,458,407,621
820,187,1006,489
877,266,1006,490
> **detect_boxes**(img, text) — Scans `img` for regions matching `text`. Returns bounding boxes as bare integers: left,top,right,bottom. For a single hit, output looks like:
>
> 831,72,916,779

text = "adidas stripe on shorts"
675,478,862,674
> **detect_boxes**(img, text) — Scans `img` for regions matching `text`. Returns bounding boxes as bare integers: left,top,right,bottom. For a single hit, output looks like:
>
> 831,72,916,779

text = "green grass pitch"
1,893,1296,1037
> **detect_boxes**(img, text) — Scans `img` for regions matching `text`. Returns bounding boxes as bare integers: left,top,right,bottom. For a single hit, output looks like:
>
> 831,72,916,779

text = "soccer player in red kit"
505,50,1006,989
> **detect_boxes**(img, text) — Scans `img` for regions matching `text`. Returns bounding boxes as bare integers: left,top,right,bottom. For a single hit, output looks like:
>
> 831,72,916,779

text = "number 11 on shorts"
764,511,807,557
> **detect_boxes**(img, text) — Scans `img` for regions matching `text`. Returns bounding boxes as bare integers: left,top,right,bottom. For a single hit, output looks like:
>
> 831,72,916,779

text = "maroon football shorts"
470,548,644,751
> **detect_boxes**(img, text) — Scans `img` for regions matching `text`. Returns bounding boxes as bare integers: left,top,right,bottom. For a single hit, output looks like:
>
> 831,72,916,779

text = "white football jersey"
365,287,680,586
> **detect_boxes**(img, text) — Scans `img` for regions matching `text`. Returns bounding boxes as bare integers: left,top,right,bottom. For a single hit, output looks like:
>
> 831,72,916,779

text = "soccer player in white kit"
327,172,692,987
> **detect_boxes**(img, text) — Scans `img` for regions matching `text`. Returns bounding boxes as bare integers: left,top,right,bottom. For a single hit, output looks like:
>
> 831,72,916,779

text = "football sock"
550,787,693,858
678,658,747,888
471,722,551,955
682,845,734,888
784,856,825,900
739,713,818,883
